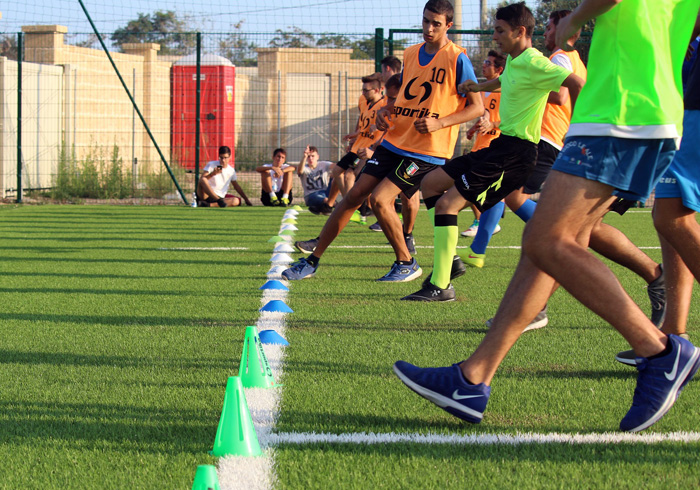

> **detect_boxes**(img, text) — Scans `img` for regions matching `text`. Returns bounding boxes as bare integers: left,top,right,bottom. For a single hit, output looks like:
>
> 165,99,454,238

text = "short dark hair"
380,56,402,74
273,148,286,157
549,9,572,26
486,49,506,70
424,0,454,24
218,145,231,156
385,74,401,91
307,146,319,154
496,2,535,38
361,72,383,90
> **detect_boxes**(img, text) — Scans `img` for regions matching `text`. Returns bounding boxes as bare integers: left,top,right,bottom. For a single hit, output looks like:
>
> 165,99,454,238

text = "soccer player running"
402,2,584,302
395,0,700,433
282,0,483,282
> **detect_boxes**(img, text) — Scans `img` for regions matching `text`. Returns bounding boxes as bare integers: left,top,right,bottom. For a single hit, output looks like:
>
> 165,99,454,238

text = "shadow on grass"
0,399,217,454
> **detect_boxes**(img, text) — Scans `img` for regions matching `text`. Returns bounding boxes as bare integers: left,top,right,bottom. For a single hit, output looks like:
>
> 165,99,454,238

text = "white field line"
329,245,662,250
158,247,248,251
216,222,291,490
268,430,700,446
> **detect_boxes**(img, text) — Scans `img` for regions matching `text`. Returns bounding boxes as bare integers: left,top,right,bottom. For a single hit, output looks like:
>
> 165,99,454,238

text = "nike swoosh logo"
468,255,480,259
452,389,483,400
665,346,681,380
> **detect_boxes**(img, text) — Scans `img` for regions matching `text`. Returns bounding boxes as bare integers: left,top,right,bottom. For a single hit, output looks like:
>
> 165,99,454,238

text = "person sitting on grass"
196,145,252,207
297,145,335,214
256,148,295,206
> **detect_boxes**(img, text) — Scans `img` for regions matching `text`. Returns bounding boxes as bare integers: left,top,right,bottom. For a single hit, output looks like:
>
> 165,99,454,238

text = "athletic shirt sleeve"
550,53,573,71
456,52,478,90
528,54,571,93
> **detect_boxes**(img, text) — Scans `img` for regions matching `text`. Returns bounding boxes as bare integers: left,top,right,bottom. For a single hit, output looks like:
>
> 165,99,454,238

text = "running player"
282,0,483,282
395,0,700,433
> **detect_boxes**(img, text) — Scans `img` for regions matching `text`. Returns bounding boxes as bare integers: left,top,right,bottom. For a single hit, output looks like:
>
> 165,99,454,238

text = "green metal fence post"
374,28,384,72
16,32,23,204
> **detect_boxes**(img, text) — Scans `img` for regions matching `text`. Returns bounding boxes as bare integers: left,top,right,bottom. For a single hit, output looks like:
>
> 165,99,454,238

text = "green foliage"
218,21,259,67
51,143,133,200
0,34,18,60
111,10,196,56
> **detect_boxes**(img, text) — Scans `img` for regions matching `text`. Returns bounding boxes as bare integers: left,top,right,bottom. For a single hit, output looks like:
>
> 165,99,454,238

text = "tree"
269,27,315,49
219,21,259,67
111,10,196,56
0,34,18,60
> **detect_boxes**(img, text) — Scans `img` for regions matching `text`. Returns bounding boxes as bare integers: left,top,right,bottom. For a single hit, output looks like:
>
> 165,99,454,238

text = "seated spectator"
256,148,295,206
297,145,334,214
196,146,252,207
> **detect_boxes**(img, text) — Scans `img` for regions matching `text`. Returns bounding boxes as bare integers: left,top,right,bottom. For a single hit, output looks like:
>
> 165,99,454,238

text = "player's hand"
414,117,443,134
303,145,312,157
357,147,374,160
555,15,579,52
272,167,283,177
458,80,479,94
376,108,392,131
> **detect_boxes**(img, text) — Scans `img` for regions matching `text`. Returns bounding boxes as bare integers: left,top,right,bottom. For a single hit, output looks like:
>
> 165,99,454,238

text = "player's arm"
414,91,484,134
375,96,396,131
297,146,310,175
556,0,622,51
560,73,585,111
459,77,501,94
547,54,575,105
232,181,252,206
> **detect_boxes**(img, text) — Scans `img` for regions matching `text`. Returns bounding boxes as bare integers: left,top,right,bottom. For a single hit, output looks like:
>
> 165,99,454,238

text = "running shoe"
401,282,455,302
460,219,479,237
393,361,490,423
281,257,317,280
369,221,383,232
405,234,416,254
294,238,319,254
647,267,666,327
280,197,290,206
376,258,422,282
464,246,485,268
485,306,548,332
350,210,363,223
616,333,690,366
422,256,467,288
620,334,700,432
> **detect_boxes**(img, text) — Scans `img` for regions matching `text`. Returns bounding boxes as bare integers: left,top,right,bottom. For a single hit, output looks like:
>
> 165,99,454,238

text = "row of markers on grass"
191,207,302,490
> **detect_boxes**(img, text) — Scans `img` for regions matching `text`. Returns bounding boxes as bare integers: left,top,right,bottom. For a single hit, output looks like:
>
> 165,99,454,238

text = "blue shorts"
655,111,700,213
552,136,676,202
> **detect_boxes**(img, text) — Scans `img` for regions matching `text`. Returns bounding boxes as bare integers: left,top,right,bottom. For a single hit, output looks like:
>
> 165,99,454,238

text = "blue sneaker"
281,257,317,280
376,258,422,282
620,334,700,432
393,361,490,423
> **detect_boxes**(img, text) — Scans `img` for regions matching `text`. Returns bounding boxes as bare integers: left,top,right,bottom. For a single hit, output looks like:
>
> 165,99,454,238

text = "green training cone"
211,376,262,457
191,465,221,490
239,326,279,388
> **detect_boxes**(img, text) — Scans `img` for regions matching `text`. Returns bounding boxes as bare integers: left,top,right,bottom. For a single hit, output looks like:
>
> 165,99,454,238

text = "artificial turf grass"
0,205,285,489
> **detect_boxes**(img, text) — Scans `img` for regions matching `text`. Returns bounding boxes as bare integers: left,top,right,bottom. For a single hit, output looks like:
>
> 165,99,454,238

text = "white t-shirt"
203,161,237,198
299,161,333,197
261,163,293,192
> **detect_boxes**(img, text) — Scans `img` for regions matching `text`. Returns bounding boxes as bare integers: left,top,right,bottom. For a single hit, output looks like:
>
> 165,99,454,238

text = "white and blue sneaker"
376,258,422,282
620,334,700,432
281,257,317,280
393,361,490,423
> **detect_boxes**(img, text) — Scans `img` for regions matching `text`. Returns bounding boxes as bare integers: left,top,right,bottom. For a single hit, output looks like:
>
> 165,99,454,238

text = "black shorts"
260,190,293,206
337,152,361,170
360,146,437,199
522,139,559,194
443,134,538,212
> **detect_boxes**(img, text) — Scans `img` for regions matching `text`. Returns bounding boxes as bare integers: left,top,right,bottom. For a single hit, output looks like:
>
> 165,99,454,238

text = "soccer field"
1,205,699,489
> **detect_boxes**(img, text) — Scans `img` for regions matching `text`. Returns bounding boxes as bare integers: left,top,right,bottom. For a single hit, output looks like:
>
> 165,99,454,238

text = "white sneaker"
460,219,479,237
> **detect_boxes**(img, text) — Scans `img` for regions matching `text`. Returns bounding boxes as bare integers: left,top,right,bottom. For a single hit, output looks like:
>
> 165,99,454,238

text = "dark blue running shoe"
393,361,490,423
620,334,700,432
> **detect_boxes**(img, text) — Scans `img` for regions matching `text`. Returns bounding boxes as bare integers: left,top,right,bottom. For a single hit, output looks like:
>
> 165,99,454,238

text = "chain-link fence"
0,27,591,204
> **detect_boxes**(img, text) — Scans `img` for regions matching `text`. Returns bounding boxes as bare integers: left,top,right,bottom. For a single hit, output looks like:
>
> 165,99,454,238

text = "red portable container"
171,54,235,171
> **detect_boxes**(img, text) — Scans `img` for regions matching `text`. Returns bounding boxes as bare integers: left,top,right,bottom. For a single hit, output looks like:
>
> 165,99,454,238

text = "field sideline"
1,205,699,489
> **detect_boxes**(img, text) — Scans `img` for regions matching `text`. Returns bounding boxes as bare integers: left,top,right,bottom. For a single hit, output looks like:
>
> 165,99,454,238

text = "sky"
1,0,492,36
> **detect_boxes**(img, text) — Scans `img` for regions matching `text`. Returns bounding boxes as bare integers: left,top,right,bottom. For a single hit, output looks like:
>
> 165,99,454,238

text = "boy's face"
544,18,557,51
381,64,397,83
362,82,381,102
218,153,231,167
422,9,452,44
385,85,399,101
493,19,523,56
482,56,500,80
273,152,286,166
307,151,319,167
